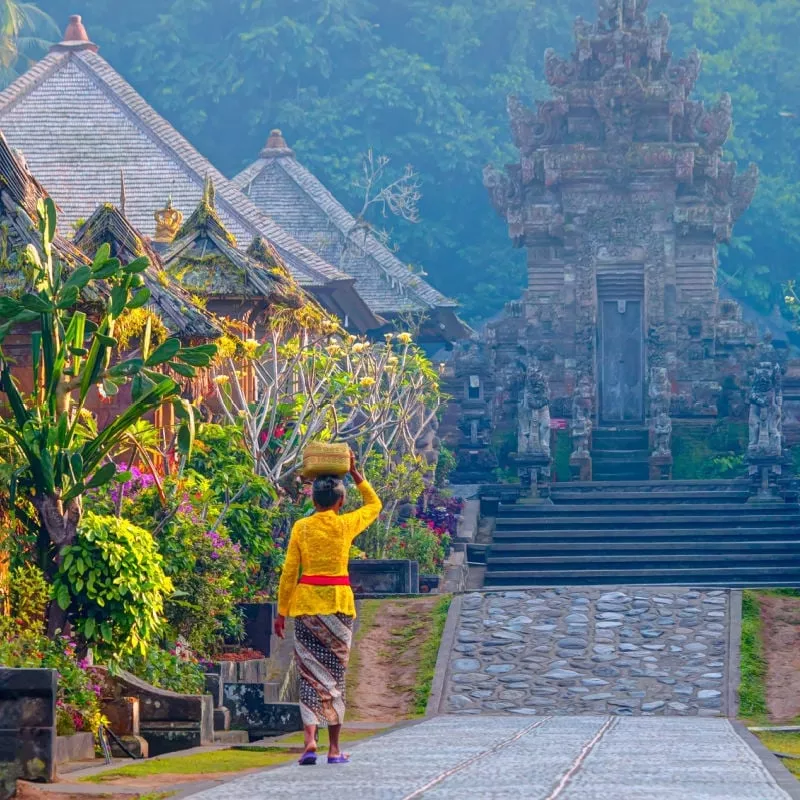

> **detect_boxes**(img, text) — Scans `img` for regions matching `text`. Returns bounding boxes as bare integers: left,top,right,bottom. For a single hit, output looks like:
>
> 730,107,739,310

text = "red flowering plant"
416,488,464,538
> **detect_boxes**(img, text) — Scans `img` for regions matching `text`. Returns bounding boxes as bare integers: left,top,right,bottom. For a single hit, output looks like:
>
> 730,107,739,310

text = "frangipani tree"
215,323,441,491
0,200,216,630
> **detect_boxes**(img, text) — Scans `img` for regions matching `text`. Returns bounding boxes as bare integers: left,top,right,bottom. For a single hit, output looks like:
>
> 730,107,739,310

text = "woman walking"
274,451,382,765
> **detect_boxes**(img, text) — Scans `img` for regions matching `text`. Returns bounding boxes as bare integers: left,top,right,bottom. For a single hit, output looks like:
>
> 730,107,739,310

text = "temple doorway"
598,296,644,424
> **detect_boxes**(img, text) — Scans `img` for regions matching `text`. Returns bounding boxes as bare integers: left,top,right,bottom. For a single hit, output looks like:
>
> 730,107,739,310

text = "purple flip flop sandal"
327,754,350,764
298,750,318,766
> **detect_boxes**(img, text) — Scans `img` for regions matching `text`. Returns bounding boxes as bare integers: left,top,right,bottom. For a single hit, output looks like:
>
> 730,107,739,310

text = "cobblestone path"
189,715,794,799
444,589,732,716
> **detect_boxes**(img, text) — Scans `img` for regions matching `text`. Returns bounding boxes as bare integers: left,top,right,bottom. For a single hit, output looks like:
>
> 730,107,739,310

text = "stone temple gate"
449,0,793,489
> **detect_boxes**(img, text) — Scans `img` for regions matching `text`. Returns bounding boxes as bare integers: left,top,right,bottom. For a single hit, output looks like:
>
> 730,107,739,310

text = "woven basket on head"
301,442,350,479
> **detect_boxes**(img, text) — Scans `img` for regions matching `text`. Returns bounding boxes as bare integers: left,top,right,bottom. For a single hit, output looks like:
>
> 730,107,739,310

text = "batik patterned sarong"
294,612,354,727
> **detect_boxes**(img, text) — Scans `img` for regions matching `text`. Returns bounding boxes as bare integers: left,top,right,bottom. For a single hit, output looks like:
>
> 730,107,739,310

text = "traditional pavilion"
234,130,469,345
0,15,379,334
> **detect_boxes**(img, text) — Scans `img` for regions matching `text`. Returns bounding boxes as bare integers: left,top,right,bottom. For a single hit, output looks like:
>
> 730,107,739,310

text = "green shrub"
120,646,206,695
384,518,450,575
54,513,173,658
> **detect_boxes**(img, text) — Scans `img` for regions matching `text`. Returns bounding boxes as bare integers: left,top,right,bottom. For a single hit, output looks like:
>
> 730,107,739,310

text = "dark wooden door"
600,299,644,423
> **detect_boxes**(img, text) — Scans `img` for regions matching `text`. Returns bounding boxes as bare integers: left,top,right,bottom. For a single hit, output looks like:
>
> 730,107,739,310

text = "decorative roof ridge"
174,177,237,246
274,155,458,309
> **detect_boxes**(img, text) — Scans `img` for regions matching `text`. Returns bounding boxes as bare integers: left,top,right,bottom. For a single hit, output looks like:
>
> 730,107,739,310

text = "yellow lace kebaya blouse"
277,480,382,619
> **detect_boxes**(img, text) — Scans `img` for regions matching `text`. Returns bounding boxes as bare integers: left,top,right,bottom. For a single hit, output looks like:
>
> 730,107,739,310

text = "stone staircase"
591,427,650,481
482,480,800,589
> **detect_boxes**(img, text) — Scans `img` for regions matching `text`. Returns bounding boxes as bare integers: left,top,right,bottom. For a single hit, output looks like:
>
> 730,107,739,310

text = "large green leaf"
80,377,179,471
145,338,181,366
85,462,117,490
122,257,150,275
0,296,22,320
62,266,93,294
176,343,218,367
127,287,151,310
20,293,52,314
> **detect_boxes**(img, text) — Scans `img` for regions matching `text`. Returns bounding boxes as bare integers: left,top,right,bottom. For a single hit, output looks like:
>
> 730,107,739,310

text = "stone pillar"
747,362,784,503
0,668,57,798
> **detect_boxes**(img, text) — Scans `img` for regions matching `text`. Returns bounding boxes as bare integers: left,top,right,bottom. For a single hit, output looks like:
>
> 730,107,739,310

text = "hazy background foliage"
25,0,800,323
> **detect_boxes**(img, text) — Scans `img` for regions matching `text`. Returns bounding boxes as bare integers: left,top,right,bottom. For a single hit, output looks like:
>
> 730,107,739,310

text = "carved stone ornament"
518,363,551,458
748,361,783,458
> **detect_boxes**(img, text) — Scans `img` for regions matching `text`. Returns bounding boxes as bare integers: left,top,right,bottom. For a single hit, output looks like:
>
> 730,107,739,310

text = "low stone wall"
0,668,56,797
222,685,302,740
94,667,213,757
349,559,419,595
55,732,94,765
443,589,731,717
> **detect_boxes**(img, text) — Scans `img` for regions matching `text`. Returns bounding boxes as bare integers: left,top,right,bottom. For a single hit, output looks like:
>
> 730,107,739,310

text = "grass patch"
137,794,175,800
255,728,377,749
346,599,382,720
739,590,768,722
411,594,453,716
81,749,297,782
753,731,800,778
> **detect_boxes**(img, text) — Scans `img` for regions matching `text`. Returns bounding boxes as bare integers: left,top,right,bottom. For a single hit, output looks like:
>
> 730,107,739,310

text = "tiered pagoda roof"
234,130,469,341
73,199,221,341
162,179,307,311
0,16,380,333
487,0,758,245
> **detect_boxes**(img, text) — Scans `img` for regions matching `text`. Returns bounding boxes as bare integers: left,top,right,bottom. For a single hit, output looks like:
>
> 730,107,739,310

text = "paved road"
189,715,796,800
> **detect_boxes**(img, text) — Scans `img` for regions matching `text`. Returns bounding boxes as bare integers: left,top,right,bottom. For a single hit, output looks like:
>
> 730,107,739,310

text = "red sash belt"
299,574,351,586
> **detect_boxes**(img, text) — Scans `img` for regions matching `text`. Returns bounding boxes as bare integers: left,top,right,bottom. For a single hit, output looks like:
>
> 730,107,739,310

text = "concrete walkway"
188,715,798,800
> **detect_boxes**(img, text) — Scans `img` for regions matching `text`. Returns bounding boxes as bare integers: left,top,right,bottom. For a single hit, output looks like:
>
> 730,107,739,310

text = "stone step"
495,513,800,530
550,490,751,504
551,479,750,492
592,469,651,482
482,564,800,586
498,502,790,517
214,730,249,744
492,526,800,542
489,539,800,555
591,448,651,458
486,552,800,569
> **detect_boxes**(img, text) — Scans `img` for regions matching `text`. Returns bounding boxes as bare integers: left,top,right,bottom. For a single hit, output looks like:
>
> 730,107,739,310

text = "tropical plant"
0,564,104,734
0,0,58,87
384,517,451,575
0,200,216,632
215,327,441,491
52,512,173,657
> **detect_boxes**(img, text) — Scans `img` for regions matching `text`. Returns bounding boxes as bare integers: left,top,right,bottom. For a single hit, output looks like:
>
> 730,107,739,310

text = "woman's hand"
349,450,364,485
274,614,286,640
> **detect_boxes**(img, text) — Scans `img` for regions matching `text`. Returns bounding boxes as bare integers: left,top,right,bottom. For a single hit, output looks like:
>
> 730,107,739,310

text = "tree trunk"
31,492,81,636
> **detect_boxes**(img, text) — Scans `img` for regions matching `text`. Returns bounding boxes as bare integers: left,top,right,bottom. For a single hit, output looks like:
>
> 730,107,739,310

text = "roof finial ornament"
51,14,99,53
119,170,127,216
202,175,217,209
260,128,295,159
154,195,183,243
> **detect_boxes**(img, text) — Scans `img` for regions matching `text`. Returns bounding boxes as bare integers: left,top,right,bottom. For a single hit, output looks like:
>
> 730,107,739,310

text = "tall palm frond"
0,1,59,86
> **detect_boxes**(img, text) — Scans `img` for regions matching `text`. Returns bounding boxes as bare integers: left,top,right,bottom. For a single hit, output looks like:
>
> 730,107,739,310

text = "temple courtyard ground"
187,715,799,799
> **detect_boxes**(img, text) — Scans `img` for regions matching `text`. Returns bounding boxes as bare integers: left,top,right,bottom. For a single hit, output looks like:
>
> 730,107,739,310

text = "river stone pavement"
443,588,731,717
188,715,794,799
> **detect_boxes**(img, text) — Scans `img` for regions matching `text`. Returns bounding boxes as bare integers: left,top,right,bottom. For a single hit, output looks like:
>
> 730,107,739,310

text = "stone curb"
727,589,743,718
426,593,463,717
733,722,800,800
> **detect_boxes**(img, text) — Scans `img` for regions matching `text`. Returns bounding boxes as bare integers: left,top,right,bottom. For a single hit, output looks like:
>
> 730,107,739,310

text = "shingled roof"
73,199,222,341
233,130,469,341
0,128,103,300
0,18,380,332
